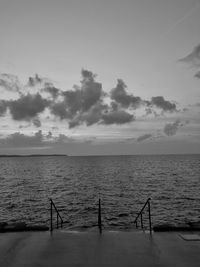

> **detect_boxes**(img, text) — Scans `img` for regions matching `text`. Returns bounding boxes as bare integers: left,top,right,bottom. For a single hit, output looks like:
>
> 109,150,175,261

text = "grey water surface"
0,154,199,229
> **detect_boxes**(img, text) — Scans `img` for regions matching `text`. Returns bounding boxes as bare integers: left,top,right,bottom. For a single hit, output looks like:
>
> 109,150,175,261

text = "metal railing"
50,198,64,232
98,198,102,233
134,197,152,233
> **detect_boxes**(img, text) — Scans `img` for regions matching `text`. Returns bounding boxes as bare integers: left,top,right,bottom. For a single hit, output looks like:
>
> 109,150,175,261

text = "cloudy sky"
0,0,200,155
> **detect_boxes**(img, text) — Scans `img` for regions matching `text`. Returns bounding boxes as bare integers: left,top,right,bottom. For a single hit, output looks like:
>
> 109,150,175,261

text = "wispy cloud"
0,73,21,92
137,133,152,142
163,119,181,136
179,44,200,78
179,44,200,67
0,130,85,149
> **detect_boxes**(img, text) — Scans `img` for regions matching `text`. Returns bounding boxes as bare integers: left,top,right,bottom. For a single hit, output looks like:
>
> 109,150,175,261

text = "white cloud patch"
0,73,21,92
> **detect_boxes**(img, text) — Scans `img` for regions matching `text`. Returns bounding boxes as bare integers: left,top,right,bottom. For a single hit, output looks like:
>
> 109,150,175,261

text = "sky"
0,0,200,155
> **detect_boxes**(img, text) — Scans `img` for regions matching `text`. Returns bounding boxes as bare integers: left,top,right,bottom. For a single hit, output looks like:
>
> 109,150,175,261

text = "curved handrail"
134,197,152,233
49,198,64,232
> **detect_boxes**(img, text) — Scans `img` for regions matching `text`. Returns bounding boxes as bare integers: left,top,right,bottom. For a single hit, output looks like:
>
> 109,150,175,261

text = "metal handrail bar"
50,199,63,222
50,198,64,232
134,197,152,233
98,198,102,234
134,197,151,223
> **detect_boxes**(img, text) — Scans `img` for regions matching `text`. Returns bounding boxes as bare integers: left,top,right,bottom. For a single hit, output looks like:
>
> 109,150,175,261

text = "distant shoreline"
0,153,199,157
0,154,68,157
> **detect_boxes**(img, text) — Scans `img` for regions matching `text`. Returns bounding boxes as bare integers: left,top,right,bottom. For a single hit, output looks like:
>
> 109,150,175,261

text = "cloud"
137,133,152,142
0,130,43,148
0,69,180,129
0,131,75,149
50,69,109,127
179,44,200,78
28,74,42,87
42,83,61,98
67,101,135,128
50,101,69,120
32,117,41,127
0,73,21,92
163,119,181,136
68,102,107,128
0,100,7,116
63,69,104,113
111,79,142,109
179,44,200,67
102,110,134,125
194,70,200,79
8,93,49,121
150,96,177,112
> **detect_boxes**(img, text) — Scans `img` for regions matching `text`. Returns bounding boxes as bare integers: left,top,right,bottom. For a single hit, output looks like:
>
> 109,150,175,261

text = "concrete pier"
0,230,200,266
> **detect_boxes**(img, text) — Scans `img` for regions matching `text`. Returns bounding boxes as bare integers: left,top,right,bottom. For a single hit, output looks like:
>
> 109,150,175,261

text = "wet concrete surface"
0,230,200,267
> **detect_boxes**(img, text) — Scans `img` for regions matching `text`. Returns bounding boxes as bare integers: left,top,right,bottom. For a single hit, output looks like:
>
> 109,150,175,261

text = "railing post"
98,198,102,234
148,199,152,234
141,213,143,229
135,221,138,228
57,213,59,229
50,199,53,232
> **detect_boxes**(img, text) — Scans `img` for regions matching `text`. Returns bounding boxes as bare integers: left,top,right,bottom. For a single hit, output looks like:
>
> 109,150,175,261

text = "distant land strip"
0,154,68,157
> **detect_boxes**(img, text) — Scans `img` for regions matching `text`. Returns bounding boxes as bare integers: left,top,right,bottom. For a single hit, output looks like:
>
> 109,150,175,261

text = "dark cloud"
0,69,179,129
63,69,103,114
28,74,42,87
46,131,53,139
84,102,108,126
0,100,7,116
32,117,41,127
81,69,97,81
51,69,105,125
0,73,21,92
179,44,200,67
194,70,200,79
50,101,69,120
8,93,49,121
163,119,181,136
42,83,61,98
0,130,43,147
179,44,200,78
150,96,177,112
137,134,152,142
0,131,79,152
111,79,142,109
68,102,108,128
102,110,134,125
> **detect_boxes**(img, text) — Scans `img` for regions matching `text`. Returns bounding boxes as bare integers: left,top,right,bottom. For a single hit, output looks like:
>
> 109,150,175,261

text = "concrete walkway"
0,230,200,266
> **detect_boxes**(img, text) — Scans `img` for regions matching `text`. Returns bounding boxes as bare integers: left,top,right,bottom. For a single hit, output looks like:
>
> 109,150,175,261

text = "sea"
0,154,200,230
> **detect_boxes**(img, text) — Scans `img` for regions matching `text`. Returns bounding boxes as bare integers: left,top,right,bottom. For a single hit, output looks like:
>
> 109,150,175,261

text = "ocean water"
0,154,200,230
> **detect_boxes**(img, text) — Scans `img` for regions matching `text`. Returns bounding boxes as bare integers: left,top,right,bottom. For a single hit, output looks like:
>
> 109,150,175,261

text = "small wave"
118,213,129,217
